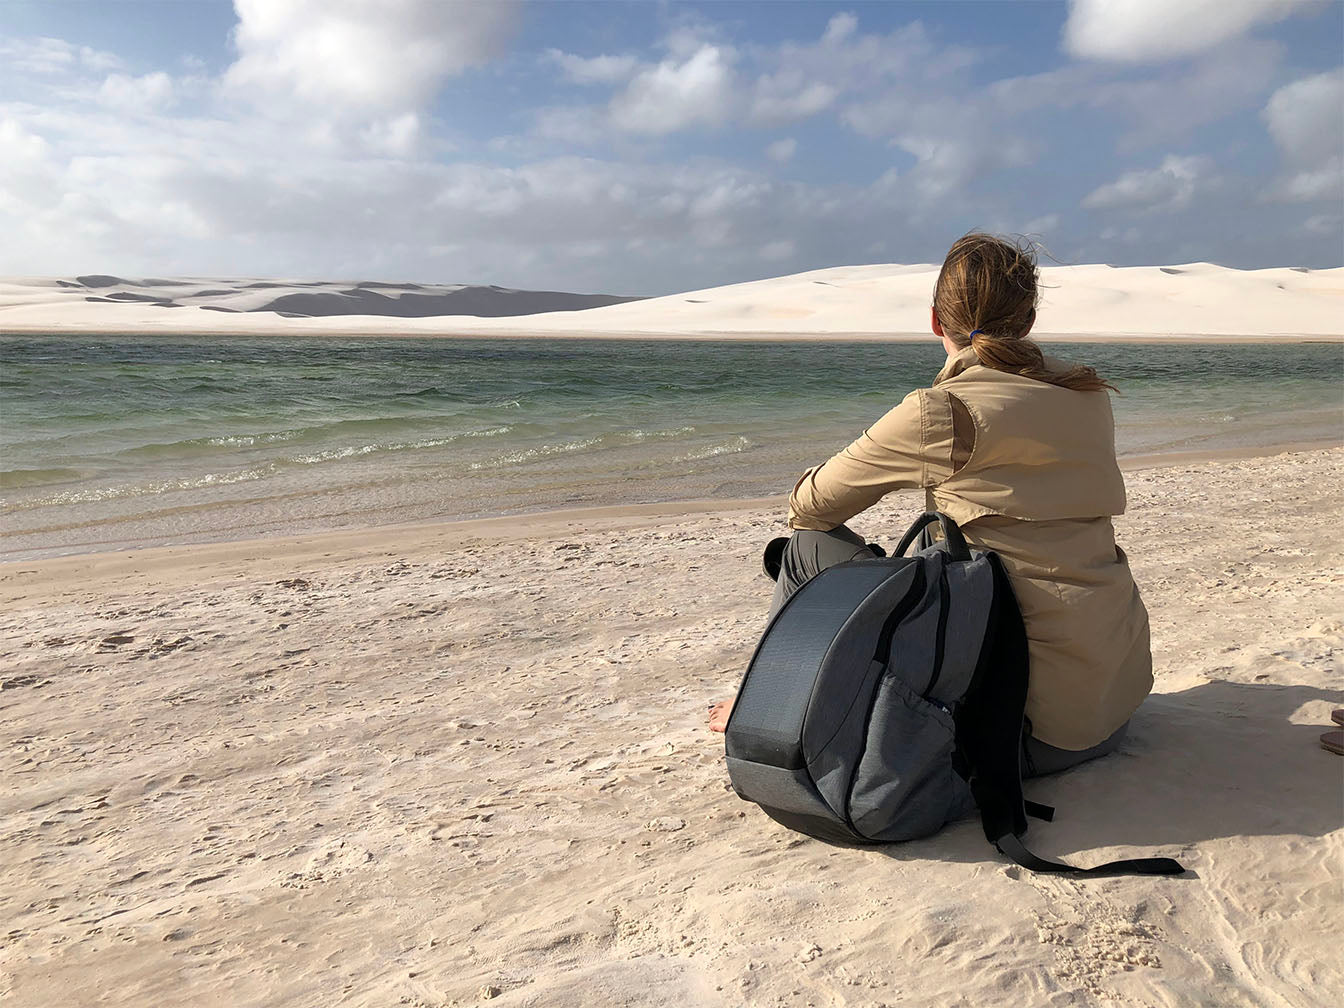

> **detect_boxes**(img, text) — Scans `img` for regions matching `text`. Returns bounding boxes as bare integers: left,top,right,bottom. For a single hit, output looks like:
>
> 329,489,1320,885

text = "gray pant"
765,524,1127,778
767,523,878,620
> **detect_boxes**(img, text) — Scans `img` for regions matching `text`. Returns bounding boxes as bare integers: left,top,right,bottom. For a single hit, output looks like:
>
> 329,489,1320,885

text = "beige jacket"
787,346,1152,751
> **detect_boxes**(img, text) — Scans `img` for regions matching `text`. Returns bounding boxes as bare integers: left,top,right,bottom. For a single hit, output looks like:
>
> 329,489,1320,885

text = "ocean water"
2,335,1340,559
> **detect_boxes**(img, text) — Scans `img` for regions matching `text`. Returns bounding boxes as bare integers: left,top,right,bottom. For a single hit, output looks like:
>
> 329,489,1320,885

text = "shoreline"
5,440,1339,596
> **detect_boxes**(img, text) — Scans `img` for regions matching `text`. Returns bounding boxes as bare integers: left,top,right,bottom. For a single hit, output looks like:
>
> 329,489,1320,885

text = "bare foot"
708,698,734,733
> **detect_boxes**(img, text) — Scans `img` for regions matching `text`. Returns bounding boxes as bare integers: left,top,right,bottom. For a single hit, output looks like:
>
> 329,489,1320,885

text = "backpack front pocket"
846,674,973,842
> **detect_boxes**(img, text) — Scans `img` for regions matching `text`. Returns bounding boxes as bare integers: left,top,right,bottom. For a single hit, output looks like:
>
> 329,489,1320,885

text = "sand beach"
1,445,1341,1007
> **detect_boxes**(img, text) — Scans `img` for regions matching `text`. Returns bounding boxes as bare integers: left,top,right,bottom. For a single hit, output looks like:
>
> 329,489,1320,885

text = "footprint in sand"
281,839,376,889
1,674,49,690
149,635,193,656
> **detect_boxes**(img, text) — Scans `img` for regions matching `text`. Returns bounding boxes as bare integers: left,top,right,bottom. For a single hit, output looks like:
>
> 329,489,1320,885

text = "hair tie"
969,328,984,338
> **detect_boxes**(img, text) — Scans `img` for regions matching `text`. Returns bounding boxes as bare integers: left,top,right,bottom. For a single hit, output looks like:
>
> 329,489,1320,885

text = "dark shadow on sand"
854,680,1344,868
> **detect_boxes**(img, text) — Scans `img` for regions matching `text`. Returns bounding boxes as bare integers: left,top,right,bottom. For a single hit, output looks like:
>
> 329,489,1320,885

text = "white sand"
1,447,1341,1006
1,263,1340,338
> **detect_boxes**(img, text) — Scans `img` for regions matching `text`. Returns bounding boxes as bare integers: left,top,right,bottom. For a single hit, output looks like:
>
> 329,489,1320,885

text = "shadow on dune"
858,680,1344,867
84,292,175,304
256,286,644,318
53,276,646,319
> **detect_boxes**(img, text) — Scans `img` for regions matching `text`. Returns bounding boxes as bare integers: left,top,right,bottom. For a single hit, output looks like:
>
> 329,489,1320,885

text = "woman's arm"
787,388,972,531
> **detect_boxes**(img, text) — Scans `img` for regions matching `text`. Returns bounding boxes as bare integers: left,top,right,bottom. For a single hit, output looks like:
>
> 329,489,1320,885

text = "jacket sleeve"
787,388,968,531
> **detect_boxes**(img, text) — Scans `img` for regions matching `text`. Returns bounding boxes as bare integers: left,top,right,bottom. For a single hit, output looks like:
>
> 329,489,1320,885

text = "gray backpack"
724,512,1184,876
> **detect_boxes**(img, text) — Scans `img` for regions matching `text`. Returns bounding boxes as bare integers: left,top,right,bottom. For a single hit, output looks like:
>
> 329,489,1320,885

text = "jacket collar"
932,345,980,386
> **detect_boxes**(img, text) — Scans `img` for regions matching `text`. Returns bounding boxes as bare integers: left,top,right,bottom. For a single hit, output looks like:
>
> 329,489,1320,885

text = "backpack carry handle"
895,512,972,562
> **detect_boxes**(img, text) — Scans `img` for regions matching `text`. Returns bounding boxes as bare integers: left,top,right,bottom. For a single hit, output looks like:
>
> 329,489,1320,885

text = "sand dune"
0,447,1340,1006
1,263,1339,338
485,262,1343,338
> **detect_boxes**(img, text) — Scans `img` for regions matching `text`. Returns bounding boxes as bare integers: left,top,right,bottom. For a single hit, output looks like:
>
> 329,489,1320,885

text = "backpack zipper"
872,565,926,665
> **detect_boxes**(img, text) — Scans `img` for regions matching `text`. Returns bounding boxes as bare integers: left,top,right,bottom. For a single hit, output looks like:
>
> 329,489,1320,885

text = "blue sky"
1,1,1340,294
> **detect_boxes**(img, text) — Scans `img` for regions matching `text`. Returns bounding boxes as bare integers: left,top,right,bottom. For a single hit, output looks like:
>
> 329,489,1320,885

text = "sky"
0,0,1341,295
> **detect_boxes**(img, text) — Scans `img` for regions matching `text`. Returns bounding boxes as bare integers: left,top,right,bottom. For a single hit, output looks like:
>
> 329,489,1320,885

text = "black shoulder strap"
1024,799,1054,821
957,552,1186,879
995,833,1185,877
954,553,1031,844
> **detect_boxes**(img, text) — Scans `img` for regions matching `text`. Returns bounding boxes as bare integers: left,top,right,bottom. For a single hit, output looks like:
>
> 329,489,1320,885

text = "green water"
1,335,1340,558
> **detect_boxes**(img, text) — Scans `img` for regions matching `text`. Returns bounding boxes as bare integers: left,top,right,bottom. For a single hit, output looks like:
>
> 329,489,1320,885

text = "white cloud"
0,36,121,75
1022,214,1061,235
1271,166,1344,202
609,44,736,134
688,174,771,221
1264,69,1344,164
562,15,958,138
0,4,1336,290
755,17,954,128
1261,69,1344,201
0,82,960,289
823,13,859,44
1095,41,1284,149
749,75,835,125
982,37,1286,154
1082,155,1212,211
846,93,1036,202
0,117,51,162
1302,213,1341,236
359,112,422,157
224,0,517,111
0,117,54,221
541,15,960,144
531,105,605,144
547,49,638,85
1063,0,1313,62
1098,225,1142,244
762,19,1029,202
99,71,174,110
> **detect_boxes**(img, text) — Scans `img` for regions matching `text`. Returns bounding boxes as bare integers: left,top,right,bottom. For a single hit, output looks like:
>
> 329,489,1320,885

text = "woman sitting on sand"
710,232,1152,776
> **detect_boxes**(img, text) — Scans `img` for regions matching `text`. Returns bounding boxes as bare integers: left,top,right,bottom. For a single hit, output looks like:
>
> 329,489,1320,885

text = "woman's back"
928,349,1151,750
926,347,1124,524
787,347,1151,752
